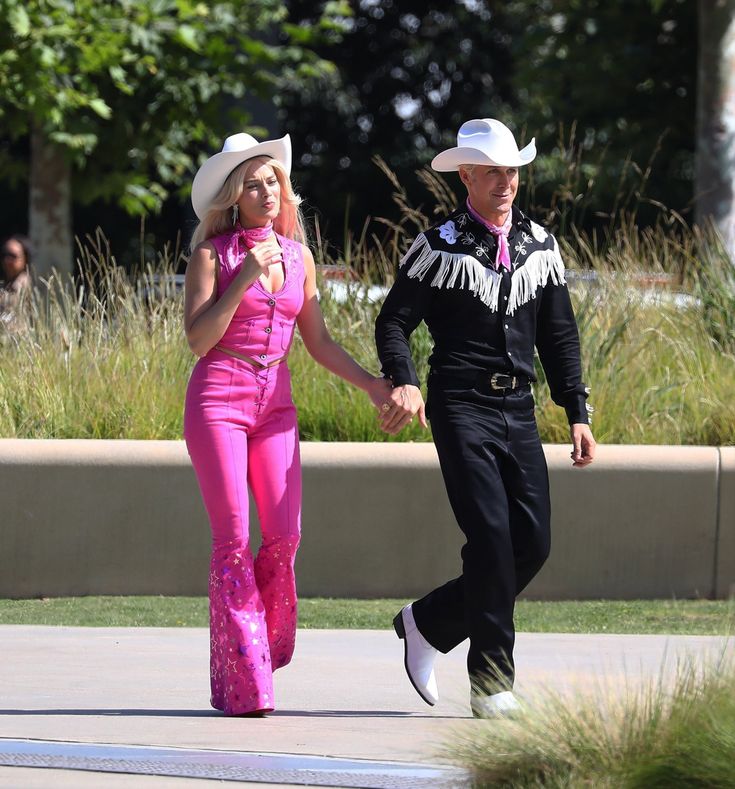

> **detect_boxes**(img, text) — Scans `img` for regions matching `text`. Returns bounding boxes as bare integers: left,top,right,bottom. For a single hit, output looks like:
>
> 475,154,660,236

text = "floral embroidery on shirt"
400,207,568,316
438,220,459,244
455,212,470,228
530,221,548,243
513,232,533,259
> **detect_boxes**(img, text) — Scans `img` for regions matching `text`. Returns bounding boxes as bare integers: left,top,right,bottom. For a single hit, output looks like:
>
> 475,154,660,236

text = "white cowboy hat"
431,119,536,172
191,132,292,220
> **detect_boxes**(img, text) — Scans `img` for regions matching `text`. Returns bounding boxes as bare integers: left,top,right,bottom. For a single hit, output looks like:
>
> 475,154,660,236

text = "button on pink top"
209,229,306,365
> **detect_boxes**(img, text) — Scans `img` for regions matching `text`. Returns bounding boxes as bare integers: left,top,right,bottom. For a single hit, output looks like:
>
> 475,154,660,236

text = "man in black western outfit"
374,118,596,717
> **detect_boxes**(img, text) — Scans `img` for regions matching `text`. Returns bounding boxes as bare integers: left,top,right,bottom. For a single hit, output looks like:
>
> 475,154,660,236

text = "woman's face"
236,160,281,227
1,239,26,280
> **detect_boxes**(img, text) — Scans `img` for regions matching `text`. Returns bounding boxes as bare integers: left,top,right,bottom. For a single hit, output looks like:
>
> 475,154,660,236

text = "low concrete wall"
0,440,731,599
0,441,207,598
535,445,720,599
718,447,735,600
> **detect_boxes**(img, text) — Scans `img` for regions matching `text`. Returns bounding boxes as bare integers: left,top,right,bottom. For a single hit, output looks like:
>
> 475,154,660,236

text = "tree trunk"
29,127,73,279
696,0,735,260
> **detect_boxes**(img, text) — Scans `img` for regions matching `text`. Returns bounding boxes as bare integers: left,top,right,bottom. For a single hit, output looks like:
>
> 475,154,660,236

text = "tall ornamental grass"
0,233,191,439
0,168,733,443
534,224,735,446
447,649,735,788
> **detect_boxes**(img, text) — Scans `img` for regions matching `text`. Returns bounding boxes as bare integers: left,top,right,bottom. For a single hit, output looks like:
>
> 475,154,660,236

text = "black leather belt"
430,370,532,391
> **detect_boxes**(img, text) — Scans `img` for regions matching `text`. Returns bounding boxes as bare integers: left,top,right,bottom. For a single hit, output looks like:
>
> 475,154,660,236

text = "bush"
447,650,735,788
1,177,733,444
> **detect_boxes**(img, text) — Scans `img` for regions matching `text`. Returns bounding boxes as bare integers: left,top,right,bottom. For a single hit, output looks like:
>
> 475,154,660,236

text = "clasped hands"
377,383,427,435
374,382,597,469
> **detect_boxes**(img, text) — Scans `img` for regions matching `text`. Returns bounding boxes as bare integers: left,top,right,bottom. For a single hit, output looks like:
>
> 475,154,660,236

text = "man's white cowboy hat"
431,119,535,172
191,132,292,220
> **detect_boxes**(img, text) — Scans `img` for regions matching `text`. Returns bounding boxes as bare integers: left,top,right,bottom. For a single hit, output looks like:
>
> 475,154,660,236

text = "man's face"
459,165,519,223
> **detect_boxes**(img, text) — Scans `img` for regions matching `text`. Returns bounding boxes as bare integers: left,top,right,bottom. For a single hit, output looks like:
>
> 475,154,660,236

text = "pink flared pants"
184,350,301,715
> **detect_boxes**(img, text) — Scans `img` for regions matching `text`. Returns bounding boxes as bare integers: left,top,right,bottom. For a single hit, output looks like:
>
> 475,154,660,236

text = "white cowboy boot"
393,604,439,706
471,690,522,719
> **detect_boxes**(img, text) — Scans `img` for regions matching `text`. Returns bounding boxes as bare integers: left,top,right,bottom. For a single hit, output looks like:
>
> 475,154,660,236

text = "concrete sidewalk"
0,627,730,788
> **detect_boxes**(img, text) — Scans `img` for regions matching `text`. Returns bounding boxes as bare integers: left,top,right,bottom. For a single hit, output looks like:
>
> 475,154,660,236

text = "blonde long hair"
189,156,306,251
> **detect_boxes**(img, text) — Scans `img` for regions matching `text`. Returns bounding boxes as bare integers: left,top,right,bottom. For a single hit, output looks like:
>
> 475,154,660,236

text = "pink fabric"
467,199,513,271
224,222,275,260
184,227,306,715
210,231,305,365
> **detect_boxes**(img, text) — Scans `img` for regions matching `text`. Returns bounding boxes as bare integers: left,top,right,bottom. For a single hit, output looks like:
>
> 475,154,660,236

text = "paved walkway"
0,626,730,787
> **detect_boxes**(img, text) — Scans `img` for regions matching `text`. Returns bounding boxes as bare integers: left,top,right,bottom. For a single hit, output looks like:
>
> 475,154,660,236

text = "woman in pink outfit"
184,132,390,716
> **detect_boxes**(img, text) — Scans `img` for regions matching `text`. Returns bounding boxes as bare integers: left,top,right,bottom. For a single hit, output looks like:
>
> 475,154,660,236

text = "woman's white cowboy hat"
191,132,292,220
431,119,535,172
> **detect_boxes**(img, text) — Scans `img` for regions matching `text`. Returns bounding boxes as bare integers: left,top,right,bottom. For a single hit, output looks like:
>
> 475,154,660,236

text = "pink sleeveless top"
209,229,306,366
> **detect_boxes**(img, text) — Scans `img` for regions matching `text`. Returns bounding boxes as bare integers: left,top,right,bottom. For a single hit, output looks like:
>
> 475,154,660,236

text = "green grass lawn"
0,597,732,634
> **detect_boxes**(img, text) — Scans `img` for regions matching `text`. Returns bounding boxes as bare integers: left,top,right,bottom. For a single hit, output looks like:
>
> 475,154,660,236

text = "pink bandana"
224,222,274,260
466,199,512,271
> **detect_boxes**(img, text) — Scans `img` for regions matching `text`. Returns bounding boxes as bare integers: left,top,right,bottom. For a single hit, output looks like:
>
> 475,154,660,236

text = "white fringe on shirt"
507,241,566,315
401,234,503,310
401,233,567,314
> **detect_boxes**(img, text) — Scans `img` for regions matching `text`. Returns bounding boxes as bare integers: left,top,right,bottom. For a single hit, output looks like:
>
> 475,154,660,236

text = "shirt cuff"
382,357,420,388
564,394,590,426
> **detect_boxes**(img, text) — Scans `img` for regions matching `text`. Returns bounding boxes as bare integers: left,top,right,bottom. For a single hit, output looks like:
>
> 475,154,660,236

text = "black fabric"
412,379,551,688
375,204,589,425
431,369,532,392
374,202,590,692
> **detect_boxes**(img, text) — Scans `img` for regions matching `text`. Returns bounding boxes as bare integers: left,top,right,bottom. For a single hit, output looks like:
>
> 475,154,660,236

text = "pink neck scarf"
225,222,274,260
239,222,274,248
466,199,512,271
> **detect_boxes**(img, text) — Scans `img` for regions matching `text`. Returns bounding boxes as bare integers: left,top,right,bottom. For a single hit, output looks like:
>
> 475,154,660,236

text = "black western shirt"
375,204,590,425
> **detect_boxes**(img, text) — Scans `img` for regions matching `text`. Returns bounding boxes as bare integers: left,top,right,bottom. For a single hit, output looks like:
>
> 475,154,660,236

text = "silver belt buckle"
490,372,517,390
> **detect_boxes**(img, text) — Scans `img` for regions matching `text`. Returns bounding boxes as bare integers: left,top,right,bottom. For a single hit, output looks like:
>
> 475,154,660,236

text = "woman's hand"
237,238,283,283
379,384,428,434
184,234,286,358
366,376,394,411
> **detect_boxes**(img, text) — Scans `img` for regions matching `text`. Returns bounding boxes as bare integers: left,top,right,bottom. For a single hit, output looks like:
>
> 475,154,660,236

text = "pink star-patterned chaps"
184,229,305,715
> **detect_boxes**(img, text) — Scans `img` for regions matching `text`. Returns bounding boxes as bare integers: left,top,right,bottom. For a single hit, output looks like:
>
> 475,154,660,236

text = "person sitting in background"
0,235,33,336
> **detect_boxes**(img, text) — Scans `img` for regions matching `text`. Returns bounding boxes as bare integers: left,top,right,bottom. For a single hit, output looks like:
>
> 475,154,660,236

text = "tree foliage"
0,0,700,262
280,0,696,237
281,0,522,233
508,0,696,230
0,0,342,215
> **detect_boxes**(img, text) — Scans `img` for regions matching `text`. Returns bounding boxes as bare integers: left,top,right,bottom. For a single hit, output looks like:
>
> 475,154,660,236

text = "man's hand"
570,423,596,467
379,384,428,435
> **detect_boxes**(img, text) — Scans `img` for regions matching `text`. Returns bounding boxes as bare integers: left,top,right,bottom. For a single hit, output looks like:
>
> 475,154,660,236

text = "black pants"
412,377,551,690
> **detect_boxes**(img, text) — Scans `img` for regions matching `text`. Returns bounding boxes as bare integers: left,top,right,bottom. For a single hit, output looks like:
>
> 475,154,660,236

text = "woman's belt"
214,344,287,369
